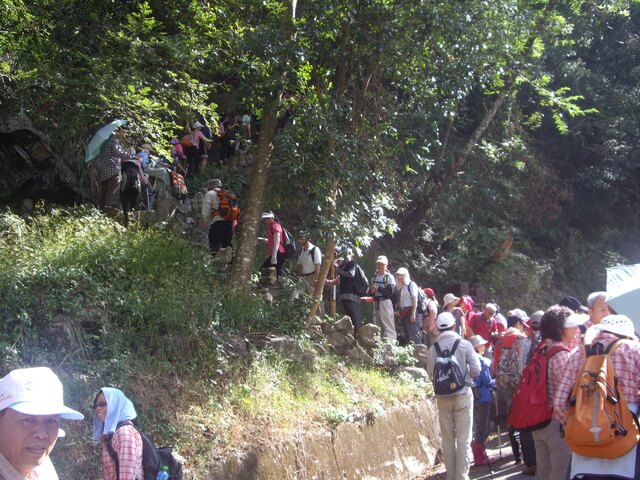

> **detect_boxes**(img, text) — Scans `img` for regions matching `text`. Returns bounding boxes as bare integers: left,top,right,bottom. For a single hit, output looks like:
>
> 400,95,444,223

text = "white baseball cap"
0,367,84,420
564,313,588,328
261,211,275,220
376,255,388,265
436,312,456,330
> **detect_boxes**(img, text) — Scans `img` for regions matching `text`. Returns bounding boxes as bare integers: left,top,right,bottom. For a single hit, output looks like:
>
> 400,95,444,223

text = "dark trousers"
341,299,362,332
261,252,287,276
208,220,233,253
398,310,422,345
120,189,140,228
473,400,492,443
99,175,121,212
508,427,535,465
185,146,200,177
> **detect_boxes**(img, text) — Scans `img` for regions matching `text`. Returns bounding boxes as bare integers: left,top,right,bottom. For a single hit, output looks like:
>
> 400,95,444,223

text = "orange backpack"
181,134,194,149
213,189,240,222
563,340,639,459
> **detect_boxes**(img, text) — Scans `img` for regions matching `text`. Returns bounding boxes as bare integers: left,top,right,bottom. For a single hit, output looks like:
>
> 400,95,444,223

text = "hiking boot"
522,465,536,475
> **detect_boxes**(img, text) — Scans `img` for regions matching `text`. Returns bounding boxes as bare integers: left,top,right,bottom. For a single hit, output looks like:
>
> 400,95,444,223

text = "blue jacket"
473,355,495,403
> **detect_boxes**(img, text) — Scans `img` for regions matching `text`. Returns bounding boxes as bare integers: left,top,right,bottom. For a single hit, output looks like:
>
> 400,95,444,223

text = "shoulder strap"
605,338,624,355
434,341,443,356
450,338,461,356
545,344,569,357
105,436,120,480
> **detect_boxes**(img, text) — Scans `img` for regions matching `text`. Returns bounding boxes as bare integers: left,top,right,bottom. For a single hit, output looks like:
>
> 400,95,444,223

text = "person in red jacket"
467,303,504,349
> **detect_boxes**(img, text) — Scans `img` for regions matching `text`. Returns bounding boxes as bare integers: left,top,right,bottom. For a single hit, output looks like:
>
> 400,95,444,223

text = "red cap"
423,288,435,297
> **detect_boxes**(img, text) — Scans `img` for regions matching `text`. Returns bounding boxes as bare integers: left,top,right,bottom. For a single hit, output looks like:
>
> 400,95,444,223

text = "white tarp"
606,263,640,331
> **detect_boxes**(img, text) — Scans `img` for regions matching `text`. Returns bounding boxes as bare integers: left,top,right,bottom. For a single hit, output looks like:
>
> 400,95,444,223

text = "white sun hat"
0,367,84,420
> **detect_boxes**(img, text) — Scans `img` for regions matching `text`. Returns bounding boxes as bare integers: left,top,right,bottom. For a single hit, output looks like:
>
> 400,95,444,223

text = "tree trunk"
230,97,282,295
229,0,296,296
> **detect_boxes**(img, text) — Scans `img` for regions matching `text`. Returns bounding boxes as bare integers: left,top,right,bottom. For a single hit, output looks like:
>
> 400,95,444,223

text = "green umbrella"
85,119,128,164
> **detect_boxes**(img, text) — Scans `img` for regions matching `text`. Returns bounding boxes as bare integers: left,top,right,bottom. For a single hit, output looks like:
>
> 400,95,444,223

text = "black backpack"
105,421,183,480
281,227,297,258
121,161,141,194
353,265,369,296
432,339,466,395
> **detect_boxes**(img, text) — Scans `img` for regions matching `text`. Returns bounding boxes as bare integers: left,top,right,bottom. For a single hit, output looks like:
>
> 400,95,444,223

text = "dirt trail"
418,435,533,480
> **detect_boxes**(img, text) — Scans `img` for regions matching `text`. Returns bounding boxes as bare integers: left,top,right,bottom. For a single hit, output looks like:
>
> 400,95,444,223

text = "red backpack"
507,342,569,432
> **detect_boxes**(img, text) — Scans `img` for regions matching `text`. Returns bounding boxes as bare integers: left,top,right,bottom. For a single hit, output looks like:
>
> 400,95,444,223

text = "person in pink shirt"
185,122,212,177
93,388,143,480
555,314,640,479
525,305,574,480
259,211,286,276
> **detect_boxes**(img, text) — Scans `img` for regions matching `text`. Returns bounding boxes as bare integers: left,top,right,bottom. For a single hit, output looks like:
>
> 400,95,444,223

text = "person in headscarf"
92,388,143,480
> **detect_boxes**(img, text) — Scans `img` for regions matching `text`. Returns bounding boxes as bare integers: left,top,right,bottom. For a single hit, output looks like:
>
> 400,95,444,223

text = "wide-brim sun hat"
0,367,84,420
443,293,460,308
584,314,636,344
469,334,488,348
599,314,635,338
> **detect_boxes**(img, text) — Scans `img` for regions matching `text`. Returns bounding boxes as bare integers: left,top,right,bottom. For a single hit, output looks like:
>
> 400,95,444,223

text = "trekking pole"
474,412,495,479
494,394,503,461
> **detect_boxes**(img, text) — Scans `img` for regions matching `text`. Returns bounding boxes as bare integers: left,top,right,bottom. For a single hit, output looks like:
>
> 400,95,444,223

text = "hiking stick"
474,408,495,480
494,395,503,461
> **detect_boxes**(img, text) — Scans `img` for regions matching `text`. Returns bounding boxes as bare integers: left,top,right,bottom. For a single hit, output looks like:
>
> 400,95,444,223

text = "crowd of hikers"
85,119,640,480
424,293,639,480
90,115,252,228
256,228,640,480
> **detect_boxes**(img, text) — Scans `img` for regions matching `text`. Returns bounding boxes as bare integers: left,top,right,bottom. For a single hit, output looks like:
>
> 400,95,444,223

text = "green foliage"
0,207,307,369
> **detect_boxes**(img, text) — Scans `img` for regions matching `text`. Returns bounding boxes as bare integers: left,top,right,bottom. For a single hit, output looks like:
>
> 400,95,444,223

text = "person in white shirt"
296,233,323,314
395,267,421,345
201,179,234,257
369,256,396,341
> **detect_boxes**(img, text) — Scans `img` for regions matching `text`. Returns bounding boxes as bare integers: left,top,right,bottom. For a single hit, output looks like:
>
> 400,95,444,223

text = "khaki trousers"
374,298,396,341
532,419,570,480
436,387,474,480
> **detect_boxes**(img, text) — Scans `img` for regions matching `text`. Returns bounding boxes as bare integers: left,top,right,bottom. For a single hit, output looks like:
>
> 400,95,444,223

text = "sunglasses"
93,401,107,410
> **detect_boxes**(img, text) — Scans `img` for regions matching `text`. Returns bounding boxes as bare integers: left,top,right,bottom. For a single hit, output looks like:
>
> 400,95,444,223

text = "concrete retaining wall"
209,397,442,479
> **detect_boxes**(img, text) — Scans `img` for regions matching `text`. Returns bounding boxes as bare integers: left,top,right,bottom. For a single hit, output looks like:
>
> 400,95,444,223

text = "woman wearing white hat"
555,314,640,480
443,293,466,338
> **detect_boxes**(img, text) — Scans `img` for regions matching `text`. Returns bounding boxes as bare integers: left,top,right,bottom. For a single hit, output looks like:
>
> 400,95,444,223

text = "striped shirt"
553,333,640,424
101,424,143,480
